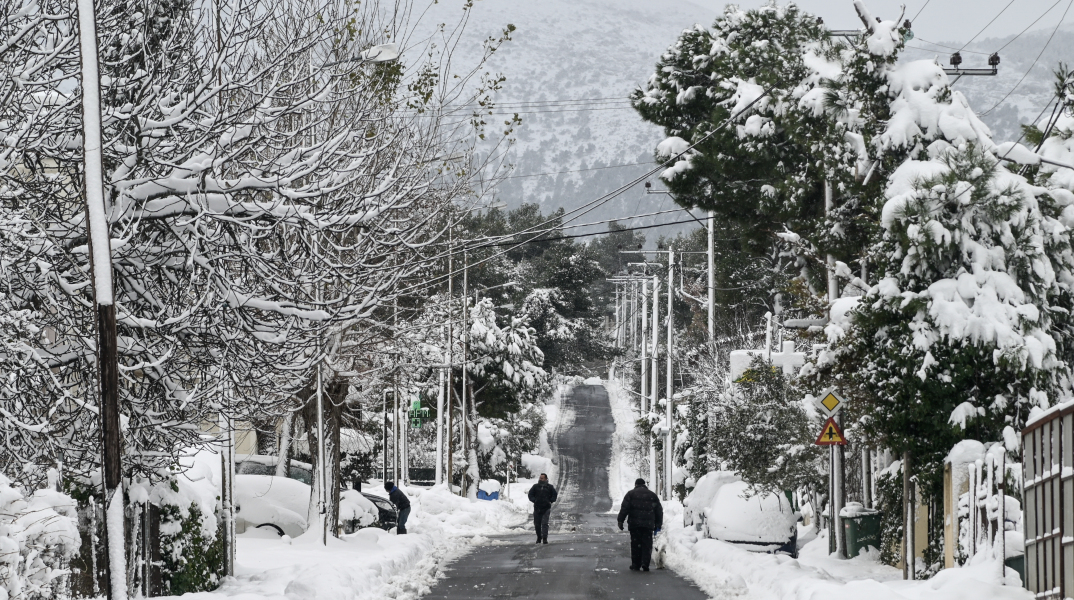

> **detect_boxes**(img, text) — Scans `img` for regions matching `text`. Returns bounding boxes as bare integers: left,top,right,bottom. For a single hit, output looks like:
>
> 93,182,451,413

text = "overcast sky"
683,0,1071,47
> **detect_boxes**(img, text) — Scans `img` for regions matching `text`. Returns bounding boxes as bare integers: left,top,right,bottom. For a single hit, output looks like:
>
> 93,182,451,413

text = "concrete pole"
618,285,627,349
665,247,675,501
825,181,838,303
650,276,659,488
708,211,715,345
461,250,469,496
436,361,445,486
316,347,327,544
640,281,648,412
445,230,454,488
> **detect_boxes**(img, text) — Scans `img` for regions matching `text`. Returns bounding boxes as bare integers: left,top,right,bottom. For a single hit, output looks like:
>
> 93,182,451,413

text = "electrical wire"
394,87,777,299
910,0,932,24
995,0,1067,53
501,161,650,181
981,0,1074,116
906,39,992,55
959,0,1017,51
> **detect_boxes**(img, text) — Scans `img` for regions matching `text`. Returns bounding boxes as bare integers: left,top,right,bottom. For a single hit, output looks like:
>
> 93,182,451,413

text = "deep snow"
159,483,527,600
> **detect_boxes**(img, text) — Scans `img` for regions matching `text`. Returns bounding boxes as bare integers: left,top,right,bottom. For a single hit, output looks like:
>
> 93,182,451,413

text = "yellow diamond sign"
815,389,846,416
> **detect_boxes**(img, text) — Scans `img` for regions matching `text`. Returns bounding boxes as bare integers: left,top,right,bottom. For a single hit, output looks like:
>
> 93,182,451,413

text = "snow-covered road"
422,383,708,599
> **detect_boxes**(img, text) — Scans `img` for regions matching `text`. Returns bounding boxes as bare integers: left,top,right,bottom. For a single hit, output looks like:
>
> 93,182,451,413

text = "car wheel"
256,523,285,536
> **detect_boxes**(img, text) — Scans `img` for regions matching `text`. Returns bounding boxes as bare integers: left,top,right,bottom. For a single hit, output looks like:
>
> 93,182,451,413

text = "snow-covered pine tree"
819,143,1074,499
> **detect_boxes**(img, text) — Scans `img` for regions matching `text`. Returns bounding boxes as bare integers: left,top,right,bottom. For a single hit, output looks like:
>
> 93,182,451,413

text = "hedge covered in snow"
0,473,79,600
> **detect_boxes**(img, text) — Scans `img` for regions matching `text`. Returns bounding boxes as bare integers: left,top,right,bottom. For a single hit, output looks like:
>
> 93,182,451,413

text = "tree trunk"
302,377,345,539
254,418,278,456
903,450,913,580
275,411,294,478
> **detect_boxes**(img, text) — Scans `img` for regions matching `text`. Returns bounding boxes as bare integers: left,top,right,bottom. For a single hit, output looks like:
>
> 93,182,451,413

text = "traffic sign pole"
814,390,849,559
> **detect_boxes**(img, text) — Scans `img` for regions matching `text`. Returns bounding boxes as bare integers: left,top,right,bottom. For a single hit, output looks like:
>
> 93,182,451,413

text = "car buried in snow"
233,454,395,536
683,472,799,559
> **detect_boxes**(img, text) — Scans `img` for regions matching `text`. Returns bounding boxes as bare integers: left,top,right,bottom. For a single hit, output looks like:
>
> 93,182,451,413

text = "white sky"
683,0,1071,46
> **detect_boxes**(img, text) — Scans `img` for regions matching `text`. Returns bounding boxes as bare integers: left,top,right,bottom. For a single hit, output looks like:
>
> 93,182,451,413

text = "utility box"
841,504,883,558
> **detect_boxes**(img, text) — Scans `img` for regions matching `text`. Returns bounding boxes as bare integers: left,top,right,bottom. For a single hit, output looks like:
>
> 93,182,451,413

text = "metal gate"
1023,406,1074,598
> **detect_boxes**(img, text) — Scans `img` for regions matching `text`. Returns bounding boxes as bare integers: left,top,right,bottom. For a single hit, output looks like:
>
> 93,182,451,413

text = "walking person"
617,478,662,571
527,473,558,544
384,481,411,534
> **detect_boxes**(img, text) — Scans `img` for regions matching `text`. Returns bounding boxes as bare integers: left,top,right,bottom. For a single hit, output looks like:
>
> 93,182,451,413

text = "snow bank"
0,473,79,600
605,377,641,508
162,484,527,600
665,520,1030,600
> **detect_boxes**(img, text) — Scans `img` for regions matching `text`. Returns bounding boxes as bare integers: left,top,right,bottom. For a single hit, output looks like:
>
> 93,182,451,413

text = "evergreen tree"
815,144,1074,497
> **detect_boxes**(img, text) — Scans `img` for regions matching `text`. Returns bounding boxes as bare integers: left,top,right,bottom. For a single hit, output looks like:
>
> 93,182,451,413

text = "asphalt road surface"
424,384,708,599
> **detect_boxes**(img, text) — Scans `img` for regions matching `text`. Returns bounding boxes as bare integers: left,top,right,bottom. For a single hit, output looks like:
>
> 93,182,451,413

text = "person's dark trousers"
397,506,411,534
629,528,654,568
534,507,551,541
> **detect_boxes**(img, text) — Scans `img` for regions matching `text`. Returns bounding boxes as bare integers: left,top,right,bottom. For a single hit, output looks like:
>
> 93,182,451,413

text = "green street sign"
410,417,422,429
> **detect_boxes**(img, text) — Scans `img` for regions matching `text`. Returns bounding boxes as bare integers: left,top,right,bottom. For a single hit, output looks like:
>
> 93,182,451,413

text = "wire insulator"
950,52,963,68
988,53,1001,67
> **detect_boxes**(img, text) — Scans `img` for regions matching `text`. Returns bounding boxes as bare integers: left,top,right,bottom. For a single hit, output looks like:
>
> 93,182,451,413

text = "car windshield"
365,495,394,511
236,462,274,476
289,466,312,485
235,460,313,485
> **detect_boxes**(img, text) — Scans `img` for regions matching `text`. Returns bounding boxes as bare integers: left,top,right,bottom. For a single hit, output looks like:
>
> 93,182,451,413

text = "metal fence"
1023,406,1074,598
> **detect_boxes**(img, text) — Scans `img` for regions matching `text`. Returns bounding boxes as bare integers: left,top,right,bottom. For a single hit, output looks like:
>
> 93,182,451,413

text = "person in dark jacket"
617,478,663,571
527,473,558,544
384,481,411,534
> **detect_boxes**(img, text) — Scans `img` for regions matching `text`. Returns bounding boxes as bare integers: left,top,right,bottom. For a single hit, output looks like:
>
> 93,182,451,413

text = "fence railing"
1023,405,1074,598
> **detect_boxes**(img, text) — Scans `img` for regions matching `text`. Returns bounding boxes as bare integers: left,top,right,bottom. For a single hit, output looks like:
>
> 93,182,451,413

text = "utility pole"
824,180,847,560
436,330,445,486
665,246,675,501
461,248,469,497
382,389,389,485
315,332,327,544
708,212,715,345
650,275,659,489
392,297,399,483
445,229,454,490
640,280,648,413
76,0,126,596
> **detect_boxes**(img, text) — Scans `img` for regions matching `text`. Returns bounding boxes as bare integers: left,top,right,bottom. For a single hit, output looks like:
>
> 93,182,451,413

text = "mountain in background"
433,0,1072,238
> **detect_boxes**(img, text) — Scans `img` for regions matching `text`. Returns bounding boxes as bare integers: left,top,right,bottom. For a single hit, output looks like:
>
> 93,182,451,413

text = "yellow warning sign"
815,417,847,446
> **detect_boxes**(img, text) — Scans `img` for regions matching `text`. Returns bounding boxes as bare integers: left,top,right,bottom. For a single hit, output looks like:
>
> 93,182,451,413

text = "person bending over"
384,481,411,534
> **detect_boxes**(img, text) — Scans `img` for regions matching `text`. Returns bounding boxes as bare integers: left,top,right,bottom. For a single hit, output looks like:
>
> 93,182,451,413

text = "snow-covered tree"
813,143,1074,497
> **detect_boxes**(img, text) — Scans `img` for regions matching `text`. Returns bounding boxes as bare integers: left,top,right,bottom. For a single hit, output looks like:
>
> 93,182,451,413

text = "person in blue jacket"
384,481,411,534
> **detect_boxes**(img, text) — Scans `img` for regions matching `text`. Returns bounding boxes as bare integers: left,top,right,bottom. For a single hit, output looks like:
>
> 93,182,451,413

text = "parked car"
233,455,389,535
683,472,799,558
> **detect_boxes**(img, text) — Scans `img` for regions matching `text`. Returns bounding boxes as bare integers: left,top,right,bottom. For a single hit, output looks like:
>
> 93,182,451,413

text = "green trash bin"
842,508,883,558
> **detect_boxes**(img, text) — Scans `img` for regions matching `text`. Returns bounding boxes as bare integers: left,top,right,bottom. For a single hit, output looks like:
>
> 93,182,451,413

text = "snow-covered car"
233,455,384,536
234,474,310,537
683,472,799,558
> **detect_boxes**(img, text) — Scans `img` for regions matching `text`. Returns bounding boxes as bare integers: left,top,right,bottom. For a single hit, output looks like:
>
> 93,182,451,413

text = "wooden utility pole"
76,0,126,596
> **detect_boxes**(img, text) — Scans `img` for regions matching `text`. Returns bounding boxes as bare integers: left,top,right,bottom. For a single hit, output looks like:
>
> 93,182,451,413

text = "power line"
981,0,1074,116
501,161,650,181
910,0,932,24
907,39,992,56
959,0,1017,51
393,85,778,297
475,216,703,247
995,0,1067,53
